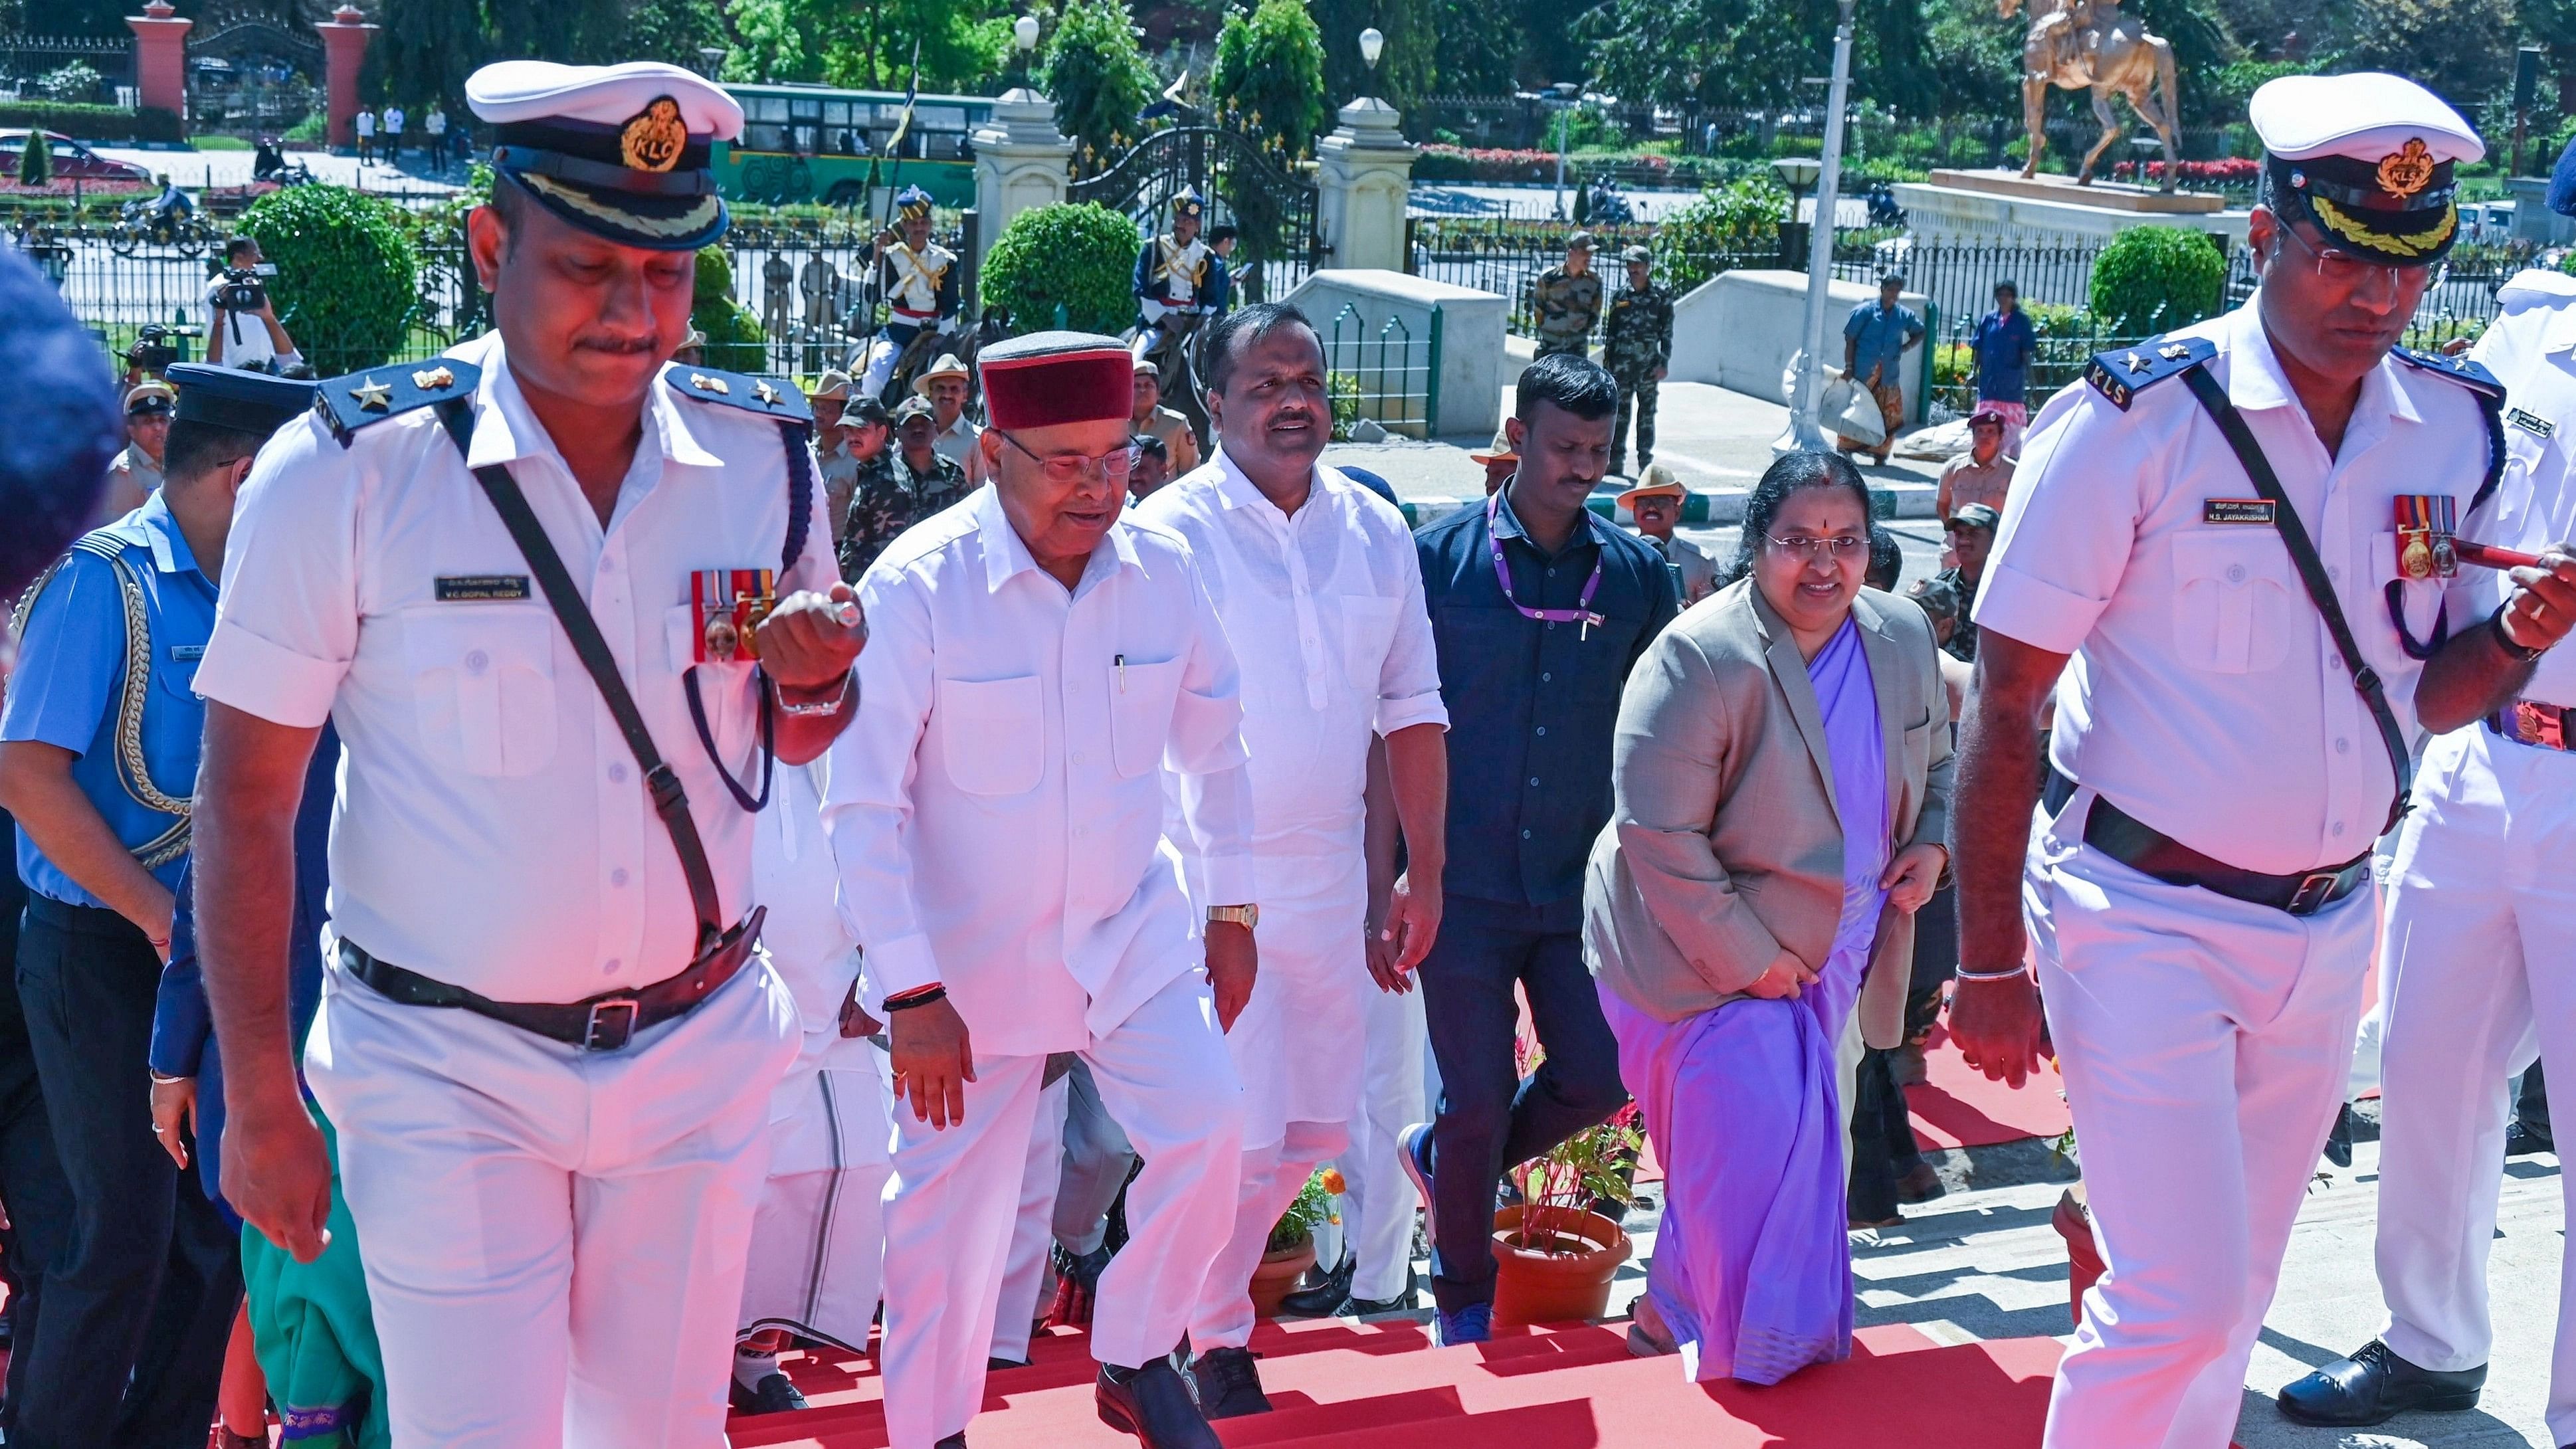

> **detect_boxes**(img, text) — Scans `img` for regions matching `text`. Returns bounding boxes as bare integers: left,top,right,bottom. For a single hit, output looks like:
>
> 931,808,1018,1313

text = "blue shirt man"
0,363,314,1448
1972,283,2038,406
1842,279,1925,388
1405,354,1677,1343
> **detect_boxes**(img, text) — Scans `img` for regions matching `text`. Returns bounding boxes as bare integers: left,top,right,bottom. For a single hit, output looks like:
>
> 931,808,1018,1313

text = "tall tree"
1041,0,1157,171
1308,0,1439,114
1210,0,1327,155
720,0,1011,89
625,0,730,70
2345,0,2515,114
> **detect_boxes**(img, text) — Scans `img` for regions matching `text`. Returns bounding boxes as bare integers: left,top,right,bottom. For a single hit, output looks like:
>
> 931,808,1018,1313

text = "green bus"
715,83,994,209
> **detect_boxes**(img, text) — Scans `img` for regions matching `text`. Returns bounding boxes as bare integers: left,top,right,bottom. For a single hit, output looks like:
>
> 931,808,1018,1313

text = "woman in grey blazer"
1583,450,1953,1385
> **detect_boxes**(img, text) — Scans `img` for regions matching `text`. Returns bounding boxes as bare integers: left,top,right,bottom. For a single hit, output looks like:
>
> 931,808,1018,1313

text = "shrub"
0,102,184,144
1210,0,1327,162
1651,175,1791,296
38,62,101,104
17,129,49,187
691,244,769,372
1040,0,1157,175
981,202,1139,335
283,113,328,145
235,184,421,371
2088,225,2225,336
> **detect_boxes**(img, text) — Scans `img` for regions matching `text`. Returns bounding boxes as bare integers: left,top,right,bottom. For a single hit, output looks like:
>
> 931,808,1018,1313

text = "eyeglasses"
1765,533,1867,561
995,429,1138,484
2276,217,2446,290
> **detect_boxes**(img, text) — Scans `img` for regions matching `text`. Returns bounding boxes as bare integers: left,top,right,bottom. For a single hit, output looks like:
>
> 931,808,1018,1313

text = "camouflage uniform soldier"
839,395,971,578
1601,244,1673,476
1527,231,1603,360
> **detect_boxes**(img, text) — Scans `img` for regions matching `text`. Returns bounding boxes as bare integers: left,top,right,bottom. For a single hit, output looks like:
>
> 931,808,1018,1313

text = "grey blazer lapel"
1749,587,1843,836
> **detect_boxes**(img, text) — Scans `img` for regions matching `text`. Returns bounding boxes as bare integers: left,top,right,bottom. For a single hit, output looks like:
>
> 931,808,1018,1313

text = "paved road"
92,144,465,195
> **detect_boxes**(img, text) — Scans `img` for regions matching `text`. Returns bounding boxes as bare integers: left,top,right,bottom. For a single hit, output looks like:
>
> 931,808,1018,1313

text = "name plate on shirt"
2509,407,2555,439
2201,499,2275,526
435,575,532,602
167,644,204,661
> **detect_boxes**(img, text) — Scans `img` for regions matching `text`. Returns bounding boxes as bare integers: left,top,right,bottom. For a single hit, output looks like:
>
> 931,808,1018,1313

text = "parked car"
0,130,155,183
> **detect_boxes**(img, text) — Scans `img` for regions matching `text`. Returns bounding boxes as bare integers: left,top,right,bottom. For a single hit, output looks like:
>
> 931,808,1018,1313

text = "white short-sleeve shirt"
1134,452,1446,868
819,486,1255,1058
2465,269,2576,708
196,330,837,1003
1975,298,2493,875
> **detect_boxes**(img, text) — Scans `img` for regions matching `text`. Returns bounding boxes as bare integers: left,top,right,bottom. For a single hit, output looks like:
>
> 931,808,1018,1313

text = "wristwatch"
1207,904,1259,930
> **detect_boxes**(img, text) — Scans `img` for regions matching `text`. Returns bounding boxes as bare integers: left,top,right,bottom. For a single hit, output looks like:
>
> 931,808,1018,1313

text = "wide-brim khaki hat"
1617,462,1686,506
911,353,971,393
1467,424,1516,463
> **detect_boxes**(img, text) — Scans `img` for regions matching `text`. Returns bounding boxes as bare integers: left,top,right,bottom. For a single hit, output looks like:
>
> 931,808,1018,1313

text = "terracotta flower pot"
1490,1205,1632,1326
1248,1237,1318,1319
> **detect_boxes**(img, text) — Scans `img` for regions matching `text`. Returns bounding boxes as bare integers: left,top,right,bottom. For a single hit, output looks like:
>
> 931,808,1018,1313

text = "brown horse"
1999,0,2183,192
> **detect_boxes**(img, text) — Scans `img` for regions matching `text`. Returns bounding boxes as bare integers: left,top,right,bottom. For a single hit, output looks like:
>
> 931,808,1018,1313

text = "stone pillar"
1316,97,1416,272
969,88,1076,271
125,0,192,126
315,5,378,151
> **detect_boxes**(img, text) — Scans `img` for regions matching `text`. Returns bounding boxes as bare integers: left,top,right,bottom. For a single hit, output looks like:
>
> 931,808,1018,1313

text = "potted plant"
1248,1167,1342,1318
1491,1107,1640,1326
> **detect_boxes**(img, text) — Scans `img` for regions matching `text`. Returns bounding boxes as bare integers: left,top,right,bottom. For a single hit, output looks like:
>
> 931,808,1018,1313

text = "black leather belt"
2488,699,2576,752
338,916,760,1052
2043,771,2371,918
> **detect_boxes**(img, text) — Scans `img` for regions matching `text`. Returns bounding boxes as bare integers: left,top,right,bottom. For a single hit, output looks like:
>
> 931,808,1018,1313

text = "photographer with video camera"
204,237,298,373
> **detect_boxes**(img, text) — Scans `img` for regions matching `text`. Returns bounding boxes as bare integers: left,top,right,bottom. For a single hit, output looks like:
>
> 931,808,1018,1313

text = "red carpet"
1905,1023,2073,1152
730,1317,2070,1447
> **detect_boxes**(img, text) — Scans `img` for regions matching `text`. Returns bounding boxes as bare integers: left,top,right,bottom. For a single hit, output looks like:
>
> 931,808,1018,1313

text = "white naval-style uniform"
2367,267,2576,1445
858,240,957,401
821,486,1254,1449
1975,298,2496,1449
740,758,893,1353
196,329,833,1446
1134,453,1446,1351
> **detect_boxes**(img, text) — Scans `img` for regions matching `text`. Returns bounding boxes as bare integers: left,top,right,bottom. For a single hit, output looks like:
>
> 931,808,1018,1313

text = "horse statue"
1998,0,2183,191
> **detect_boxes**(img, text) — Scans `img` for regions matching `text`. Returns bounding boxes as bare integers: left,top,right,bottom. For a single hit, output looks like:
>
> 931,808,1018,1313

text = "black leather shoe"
1097,1359,1222,1448
1189,1345,1274,1418
1277,1254,1357,1317
935,1435,967,1449
728,1370,809,1414
2323,1103,2355,1169
1346,1268,1420,1315
2276,1339,2485,1426
2508,1119,2555,1157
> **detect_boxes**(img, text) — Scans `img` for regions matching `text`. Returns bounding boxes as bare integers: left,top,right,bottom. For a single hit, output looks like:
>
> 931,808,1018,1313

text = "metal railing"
1322,300,1441,440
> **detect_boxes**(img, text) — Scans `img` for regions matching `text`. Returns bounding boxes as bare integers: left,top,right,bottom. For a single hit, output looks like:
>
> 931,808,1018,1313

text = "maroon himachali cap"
976,332,1136,431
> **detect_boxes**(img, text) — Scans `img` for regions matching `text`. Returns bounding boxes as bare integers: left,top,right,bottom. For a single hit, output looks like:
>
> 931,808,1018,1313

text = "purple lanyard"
1486,490,1607,640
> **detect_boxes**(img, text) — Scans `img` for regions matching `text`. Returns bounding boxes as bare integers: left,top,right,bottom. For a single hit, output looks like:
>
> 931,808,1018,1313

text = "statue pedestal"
1894,167,2248,248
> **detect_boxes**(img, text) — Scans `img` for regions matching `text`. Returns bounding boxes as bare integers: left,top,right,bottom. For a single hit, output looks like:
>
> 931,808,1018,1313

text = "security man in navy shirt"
1401,353,1678,1345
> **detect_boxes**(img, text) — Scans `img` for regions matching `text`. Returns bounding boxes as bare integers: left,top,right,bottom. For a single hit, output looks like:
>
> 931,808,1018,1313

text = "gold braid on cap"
520,172,718,239
2312,194,2456,259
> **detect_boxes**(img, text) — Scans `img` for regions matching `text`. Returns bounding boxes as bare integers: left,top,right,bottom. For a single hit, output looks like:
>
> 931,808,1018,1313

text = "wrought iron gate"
1067,125,1324,305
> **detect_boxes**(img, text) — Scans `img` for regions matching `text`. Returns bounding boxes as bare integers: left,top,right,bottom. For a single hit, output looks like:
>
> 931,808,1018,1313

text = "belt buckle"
2285,870,2342,917
583,997,641,1052
2515,700,2568,751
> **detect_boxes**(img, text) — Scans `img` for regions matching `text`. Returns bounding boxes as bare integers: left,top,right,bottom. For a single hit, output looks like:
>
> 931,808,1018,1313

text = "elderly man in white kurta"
1136,302,1449,1418
823,331,1254,1449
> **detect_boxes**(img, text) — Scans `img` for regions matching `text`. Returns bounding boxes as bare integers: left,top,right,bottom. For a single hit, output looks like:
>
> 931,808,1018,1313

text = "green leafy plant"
1209,0,1327,161
981,201,1140,334
1508,1108,1642,1256
235,184,421,371
17,128,50,187
1328,370,1363,440
2088,225,2226,338
692,244,771,371
1266,1166,1343,1254
37,62,101,104
1650,174,1790,297
283,113,328,145
1039,0,1156,175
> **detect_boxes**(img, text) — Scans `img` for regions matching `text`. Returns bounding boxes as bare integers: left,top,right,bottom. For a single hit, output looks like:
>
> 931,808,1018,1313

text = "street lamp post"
1359,25,1383,73
697,46,728,80
1773,0,1858,456
1005,15,1042,100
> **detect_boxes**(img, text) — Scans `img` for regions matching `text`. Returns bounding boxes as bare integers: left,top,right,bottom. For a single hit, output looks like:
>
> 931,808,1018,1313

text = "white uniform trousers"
1338,976,1428,1303
880,973,1244,1449
988,1076,1070,1364
2372,726,2573,1444
304,951,799,1449
2027,802,2373,1449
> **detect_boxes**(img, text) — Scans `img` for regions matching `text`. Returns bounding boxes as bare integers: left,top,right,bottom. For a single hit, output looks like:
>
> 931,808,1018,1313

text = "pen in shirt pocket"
1116,653,1126,692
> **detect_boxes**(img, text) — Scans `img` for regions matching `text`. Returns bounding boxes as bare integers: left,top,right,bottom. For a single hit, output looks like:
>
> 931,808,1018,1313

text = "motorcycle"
1865,181,1907,230
109,197,215,258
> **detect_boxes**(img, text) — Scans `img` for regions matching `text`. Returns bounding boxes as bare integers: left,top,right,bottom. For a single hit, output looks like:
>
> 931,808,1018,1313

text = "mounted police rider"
1133,187,1225,408
857,184,960,404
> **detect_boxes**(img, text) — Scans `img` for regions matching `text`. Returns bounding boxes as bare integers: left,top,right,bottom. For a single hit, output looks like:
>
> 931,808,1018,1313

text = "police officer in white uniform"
2275,157,2576,1442
823,331,1254,1449
1134,302,1450,1418
1945,74,2576,1449
189,61,865,1448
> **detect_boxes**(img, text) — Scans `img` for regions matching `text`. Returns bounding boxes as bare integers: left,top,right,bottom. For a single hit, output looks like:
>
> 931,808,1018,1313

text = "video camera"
213,262,277,314
124,322,205,377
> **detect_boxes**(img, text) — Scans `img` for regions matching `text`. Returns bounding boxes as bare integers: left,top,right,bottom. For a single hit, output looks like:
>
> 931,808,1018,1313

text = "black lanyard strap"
2180,365,2412,835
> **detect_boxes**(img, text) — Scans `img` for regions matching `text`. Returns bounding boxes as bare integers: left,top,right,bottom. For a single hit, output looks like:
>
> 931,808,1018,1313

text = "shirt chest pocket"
400,607,559,777
937,674,1043,796
1340,595,1400,692
2170,532,2297,674
1110,658,1185,779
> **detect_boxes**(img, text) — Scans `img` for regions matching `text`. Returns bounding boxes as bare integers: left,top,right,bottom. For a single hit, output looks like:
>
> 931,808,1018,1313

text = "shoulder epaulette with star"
314,359,480,445
664,364,812,425
2084,335,2216,411
2390,345,2504,401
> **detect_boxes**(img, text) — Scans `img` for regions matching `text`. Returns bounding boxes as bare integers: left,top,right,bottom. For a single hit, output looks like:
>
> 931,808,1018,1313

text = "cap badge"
620,97,687,173
689,372,731,395
411,365,455,391
351,377,393,411
2159,342,2192,360
753,381,779,405
2376,138,2434,199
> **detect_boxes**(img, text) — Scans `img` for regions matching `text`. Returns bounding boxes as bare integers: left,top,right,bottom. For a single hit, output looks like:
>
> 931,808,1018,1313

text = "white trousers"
739,1034,894,1352
1189,1120,1351,1351
879,973,1244,1449
305,954,799,1449
989,1076,1070,1364
2027,808,2373,1449
1336,976,1428,1303
2371,727,2573,1443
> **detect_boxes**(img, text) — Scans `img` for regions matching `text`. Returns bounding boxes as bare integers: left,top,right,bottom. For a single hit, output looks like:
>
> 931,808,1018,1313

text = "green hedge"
692,245,769,373
237,184,421,372
981,202,1139,335
0,102,183,144
2088,225,2227,336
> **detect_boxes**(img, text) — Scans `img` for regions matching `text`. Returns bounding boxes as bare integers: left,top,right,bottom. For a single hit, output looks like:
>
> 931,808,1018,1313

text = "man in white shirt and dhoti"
824,330,1256,1449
